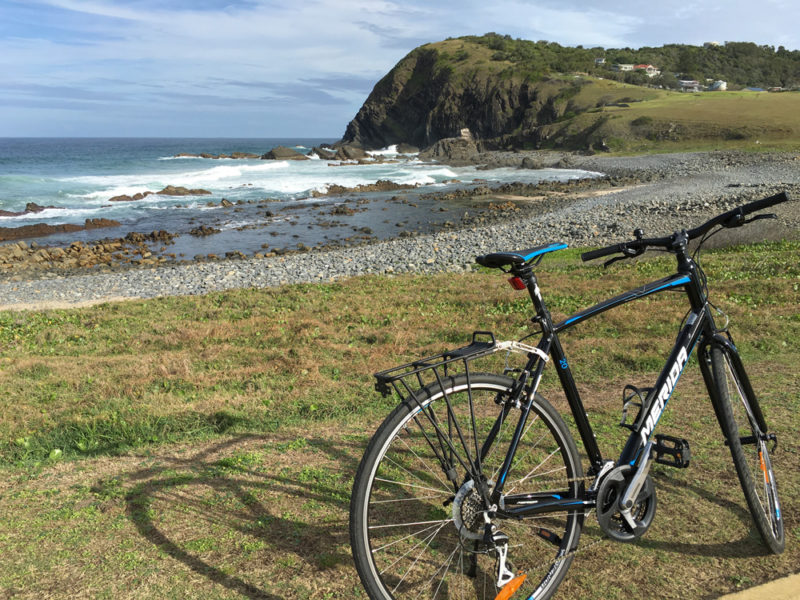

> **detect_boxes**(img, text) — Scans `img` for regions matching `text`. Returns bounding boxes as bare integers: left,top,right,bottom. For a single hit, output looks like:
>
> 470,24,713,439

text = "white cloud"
2,0,800,135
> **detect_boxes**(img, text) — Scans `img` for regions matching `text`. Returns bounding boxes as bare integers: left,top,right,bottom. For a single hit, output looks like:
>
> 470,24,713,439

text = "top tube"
553,273,691,334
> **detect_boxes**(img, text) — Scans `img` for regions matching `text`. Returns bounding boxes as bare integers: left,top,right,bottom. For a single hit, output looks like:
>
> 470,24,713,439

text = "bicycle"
349,192,789,600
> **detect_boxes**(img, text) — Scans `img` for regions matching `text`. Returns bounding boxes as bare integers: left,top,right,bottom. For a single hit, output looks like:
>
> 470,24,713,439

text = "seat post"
513,263,553,332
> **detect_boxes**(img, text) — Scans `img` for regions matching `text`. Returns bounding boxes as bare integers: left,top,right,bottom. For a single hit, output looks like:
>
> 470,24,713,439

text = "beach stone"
2,151,800,308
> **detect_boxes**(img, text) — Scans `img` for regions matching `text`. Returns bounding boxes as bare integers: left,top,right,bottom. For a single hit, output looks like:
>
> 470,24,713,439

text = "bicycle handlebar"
581,191,791,262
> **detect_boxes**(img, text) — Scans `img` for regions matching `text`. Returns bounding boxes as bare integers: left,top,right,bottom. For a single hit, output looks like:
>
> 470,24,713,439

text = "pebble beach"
1,150,798,311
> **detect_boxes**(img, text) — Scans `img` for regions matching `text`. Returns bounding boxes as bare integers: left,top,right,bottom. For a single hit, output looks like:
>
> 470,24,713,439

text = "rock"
0,219,122,242
174,151,259,159
334,145,367,160
109,191,153,202
312,146,337,159
396,143,420,154
0,202,57,217
311,180,417,197
190,225,221,236
520,156,545,170
556,155,576,169
261,146,310,161
419,137,479,164
156,185,212,196
110,187,212,201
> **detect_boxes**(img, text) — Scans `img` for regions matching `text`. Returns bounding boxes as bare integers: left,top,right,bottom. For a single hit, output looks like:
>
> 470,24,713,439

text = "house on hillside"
612,63,634,72
634,64,661,77
709,80,727,91
595,57,606,65
679,79,702,92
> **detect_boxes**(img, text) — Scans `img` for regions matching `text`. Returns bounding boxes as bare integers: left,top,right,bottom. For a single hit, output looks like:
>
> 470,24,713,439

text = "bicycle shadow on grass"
637,471,768,559
119,432,366,599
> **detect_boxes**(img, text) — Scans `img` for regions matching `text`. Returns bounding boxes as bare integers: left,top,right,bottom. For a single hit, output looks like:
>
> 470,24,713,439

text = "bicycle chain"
500,474,610,575
507,473,597,487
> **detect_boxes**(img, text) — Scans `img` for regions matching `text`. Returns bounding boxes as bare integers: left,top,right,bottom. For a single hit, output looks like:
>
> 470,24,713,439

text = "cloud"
2,0,800,135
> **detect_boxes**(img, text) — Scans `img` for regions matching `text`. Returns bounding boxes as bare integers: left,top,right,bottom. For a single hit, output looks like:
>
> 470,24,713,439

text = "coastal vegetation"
470,33,800,89
1,241,798,597
341,34,800,153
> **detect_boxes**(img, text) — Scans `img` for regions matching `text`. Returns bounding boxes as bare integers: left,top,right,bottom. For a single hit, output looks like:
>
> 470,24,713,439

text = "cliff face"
341,36,800,153
340,40,603,150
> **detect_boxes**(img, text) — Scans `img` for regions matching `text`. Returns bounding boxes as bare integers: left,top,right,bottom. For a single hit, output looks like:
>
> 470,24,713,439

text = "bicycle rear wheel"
350,373,584,600
711,346,784,553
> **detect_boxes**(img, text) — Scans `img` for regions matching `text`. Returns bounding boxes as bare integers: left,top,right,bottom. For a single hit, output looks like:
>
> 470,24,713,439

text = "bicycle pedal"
653,434,691,468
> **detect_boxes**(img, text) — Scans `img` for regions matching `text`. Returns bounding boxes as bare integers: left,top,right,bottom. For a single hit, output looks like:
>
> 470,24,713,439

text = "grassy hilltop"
341,35,800,153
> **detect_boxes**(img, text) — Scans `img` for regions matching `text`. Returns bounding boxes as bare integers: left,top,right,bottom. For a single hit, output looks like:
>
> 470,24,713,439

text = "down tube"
618,308,707,465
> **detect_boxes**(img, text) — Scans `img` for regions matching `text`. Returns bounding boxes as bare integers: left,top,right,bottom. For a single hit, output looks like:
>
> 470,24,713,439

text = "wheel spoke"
353,375,585,599
712,347,784,553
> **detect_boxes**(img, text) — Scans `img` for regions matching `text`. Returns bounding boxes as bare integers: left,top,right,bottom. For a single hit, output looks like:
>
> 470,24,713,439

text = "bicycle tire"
710,346,785,553
350,373,584,600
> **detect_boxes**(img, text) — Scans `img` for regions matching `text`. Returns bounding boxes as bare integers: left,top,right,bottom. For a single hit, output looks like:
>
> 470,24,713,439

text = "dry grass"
0,241,798,598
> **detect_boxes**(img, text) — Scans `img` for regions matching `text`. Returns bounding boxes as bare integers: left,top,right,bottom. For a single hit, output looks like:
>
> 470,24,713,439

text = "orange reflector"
495,573,527,600
508,276,526,290
759,451,770,484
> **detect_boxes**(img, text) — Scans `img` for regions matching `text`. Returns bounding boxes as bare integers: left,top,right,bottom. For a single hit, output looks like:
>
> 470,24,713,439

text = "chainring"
596,465,657,542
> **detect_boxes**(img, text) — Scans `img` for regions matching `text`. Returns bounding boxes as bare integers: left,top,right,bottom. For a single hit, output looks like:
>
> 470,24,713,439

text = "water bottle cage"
620,384,651,430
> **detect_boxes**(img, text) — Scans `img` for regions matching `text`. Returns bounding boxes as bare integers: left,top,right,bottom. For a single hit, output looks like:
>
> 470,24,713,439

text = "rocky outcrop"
311,144,368,161
338,38,652,152
0,218,121,242
190,225,221,236
310,179,418,197
418,137,479,165
109,192,152,202
397,143,420,154
109,186,212,202
0,231,177,272
157,185,213,196
175,152,260,159
0,202,58,217
261,146,310,160
339,43,564,150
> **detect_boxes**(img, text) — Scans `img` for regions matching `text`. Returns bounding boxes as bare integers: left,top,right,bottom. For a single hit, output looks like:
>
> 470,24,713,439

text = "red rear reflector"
508,276,526,290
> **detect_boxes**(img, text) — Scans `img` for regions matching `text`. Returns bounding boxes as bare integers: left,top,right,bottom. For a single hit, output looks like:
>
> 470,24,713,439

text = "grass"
0,240,798,598
545,85,800,153
391,36,800,154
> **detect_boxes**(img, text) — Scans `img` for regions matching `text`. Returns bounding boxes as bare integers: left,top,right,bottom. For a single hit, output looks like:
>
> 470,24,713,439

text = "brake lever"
744,213,778,224
603,245,643,268
603,255,628,268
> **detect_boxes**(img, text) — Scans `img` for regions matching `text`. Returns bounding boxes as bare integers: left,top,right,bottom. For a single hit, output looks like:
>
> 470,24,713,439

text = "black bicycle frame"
488,247,732,518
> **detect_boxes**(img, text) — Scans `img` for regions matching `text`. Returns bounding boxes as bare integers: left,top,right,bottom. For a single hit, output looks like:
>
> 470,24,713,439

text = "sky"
2,0,799,138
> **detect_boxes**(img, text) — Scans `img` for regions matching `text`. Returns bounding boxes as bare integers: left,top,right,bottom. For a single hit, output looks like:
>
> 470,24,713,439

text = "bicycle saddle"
476,242,568,269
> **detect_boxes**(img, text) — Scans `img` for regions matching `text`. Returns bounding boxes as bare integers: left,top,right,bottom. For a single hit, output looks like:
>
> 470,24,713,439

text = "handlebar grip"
581,243,624,262
738,191,790,216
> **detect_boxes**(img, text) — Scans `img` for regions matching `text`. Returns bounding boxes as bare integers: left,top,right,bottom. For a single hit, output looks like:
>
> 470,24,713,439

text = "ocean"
0,138,599,259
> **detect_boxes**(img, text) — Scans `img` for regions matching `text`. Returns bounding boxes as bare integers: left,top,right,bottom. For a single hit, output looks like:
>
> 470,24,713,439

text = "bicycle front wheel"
350,373,584,600
711,346,784,553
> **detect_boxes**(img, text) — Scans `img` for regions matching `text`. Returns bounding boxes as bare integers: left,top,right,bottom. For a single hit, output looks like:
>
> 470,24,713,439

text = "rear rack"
374,331,548,398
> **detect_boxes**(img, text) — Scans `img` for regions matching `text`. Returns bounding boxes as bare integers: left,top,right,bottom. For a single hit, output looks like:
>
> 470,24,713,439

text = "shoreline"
1,150,799,311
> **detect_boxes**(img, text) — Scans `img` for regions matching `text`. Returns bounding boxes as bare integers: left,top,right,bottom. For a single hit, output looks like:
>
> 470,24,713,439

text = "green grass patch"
0,240,798,598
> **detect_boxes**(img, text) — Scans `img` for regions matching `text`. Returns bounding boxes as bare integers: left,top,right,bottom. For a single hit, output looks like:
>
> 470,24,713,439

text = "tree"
653,72,680,89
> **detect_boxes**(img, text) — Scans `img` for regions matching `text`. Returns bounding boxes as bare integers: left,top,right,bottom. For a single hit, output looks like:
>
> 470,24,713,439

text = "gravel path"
1,151,798,310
